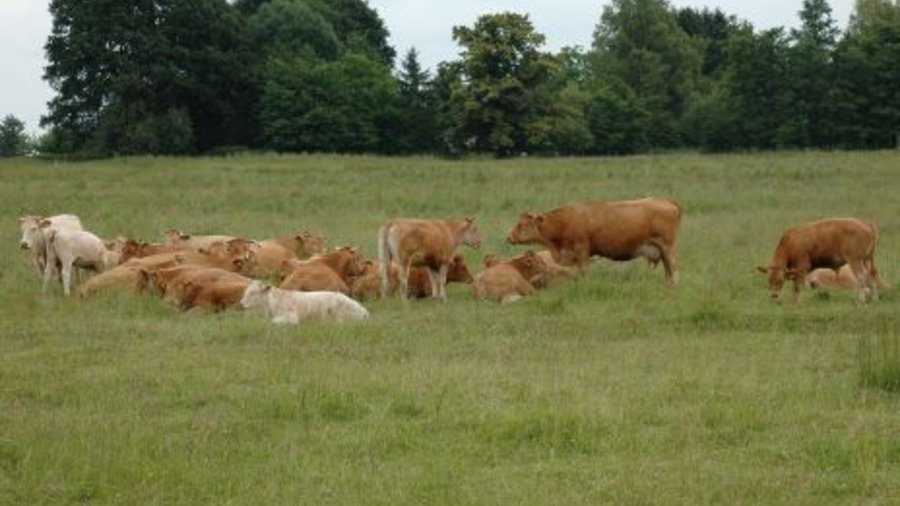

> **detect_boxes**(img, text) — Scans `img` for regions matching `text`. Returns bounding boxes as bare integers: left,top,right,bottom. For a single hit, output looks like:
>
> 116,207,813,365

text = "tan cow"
473,250,549,303
252,232,326,277
162,229,236,250
117,238,190,263
351,254,473,300
484,250,575,288
378,217,482,301
279,247,366,294
758,218,879,301
806,265,887,292
506,198,682,286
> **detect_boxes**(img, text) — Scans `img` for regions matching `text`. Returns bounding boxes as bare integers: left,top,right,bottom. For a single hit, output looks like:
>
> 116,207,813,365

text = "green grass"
1,151,899,505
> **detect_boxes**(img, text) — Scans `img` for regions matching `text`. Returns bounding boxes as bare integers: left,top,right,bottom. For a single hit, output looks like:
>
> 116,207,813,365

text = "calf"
351,254,473,300
252,233,325,277
506,198,681,285
44,228,120,295
473,250,549,303
758,217,879,301
378,217,481,301
154,266,253,312
241,280,369,324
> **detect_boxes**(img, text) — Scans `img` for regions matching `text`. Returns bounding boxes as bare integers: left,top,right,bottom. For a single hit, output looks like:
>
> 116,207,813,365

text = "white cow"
240,280,369,324
19,214,83,277
44,227,121,295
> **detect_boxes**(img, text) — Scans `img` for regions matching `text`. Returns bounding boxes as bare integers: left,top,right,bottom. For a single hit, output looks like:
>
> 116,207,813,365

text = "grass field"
1,151,899,505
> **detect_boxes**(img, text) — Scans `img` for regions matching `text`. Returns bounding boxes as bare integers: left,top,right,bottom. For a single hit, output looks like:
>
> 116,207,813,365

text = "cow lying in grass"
351,254,473,300
241,280,369,324
473,250,549,303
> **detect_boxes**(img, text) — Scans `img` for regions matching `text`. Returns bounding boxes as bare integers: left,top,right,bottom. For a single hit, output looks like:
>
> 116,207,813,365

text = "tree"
778,0,841,147
394,48,439,153
591,0,702,149
447,12,559,156
0,115,28,156
833,1,900,148
43,0,254,155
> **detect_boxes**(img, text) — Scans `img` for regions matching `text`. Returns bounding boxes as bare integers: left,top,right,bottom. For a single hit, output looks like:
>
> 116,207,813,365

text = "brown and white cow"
473,250,549,303
758,217,879,301
506,198,682,286
378,217,481,301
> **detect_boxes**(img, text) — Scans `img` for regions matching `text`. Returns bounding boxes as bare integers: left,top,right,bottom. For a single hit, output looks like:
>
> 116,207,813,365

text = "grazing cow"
241,280,369,324
162,229,236,250
252,233,325,277
506,198,682,285
19,214,83,277
758,218,879,301
378,217,482,301
351,254,473,300
43,228,120,295
473,250,549,303
279,247,366,294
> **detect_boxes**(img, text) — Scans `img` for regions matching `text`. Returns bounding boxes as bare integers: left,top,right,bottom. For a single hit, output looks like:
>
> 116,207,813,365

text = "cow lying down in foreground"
240,280,369,324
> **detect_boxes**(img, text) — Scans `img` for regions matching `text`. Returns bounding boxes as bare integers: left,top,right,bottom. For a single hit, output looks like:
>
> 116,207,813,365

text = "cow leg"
397,263,411,302
436,264,449,302
61,262,74,296
660,244,678,287
42,261,56,294
847,259,872,302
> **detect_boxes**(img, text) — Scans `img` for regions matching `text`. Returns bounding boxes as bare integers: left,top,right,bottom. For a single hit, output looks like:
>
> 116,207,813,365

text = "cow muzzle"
19,241,30,250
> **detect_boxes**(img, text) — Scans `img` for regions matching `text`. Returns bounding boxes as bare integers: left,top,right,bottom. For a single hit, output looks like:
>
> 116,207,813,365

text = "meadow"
1,151,899,505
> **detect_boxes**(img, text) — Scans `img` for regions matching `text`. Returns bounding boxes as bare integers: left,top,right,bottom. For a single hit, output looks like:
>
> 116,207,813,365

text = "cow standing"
19,214,83,278
758,217,879,301
378,217,481,301
506,198,682,286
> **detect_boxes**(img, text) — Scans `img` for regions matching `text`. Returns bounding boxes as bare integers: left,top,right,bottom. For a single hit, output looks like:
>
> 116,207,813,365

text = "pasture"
1,151,899,505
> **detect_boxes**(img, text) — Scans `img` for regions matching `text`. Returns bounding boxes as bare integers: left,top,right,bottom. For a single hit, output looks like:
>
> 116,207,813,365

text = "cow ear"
535,214,545,224
39,219,53,228
756,266,768,274
465,216,474,224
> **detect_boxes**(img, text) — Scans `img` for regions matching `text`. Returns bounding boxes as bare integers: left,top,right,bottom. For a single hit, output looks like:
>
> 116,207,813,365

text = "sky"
0,0,855,135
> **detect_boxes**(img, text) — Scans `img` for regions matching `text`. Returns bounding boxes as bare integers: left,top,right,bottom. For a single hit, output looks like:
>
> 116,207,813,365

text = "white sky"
0,0,854,135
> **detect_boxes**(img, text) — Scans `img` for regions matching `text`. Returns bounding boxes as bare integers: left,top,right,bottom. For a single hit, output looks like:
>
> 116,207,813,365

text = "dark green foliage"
0,115,28,157
393,48,439,154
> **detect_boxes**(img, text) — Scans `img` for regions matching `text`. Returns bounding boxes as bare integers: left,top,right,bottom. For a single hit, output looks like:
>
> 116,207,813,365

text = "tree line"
2,0,898,158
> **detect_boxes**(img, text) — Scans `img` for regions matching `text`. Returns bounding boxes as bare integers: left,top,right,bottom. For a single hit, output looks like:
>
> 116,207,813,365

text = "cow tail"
377,224,392,299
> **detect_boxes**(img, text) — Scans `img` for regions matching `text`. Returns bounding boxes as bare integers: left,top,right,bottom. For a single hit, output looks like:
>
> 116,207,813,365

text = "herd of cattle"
17,197,883,324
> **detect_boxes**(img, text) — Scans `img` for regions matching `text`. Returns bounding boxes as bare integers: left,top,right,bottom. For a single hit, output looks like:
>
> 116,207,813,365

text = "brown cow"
506,198,682,286
758,218,879,301
252,233,326,277
153,266,253,312
484,250,575,288
279,247,366,294
378,217,481,301
117,238,190,263
351,254,473,300
473,250,549,303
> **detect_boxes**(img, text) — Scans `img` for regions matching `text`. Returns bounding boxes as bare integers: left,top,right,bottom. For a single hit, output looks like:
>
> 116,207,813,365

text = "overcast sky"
0,0,854,135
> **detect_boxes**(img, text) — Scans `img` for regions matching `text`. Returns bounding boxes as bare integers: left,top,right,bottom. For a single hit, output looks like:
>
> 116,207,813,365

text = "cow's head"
516,250,549,287
297,232,326,257
162,229,188,245
240,280,271,310
506,212,544,245
757,265,789,298
461,217,481,249
19,215,44,249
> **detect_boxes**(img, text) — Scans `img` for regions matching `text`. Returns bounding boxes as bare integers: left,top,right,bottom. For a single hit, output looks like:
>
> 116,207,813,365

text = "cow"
279,246,366,294
483,250,575,288
241,280,369,324
378,217,481,301
116,238,190,263
252,233,326,277
472,250,549,303
805,265,874,292
162,229,236,250
43,227,121,295
150,266,253,312
758,218,880,301
19,214,83,278
79,264,151,298
506,198,682,286
351,254,473,300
